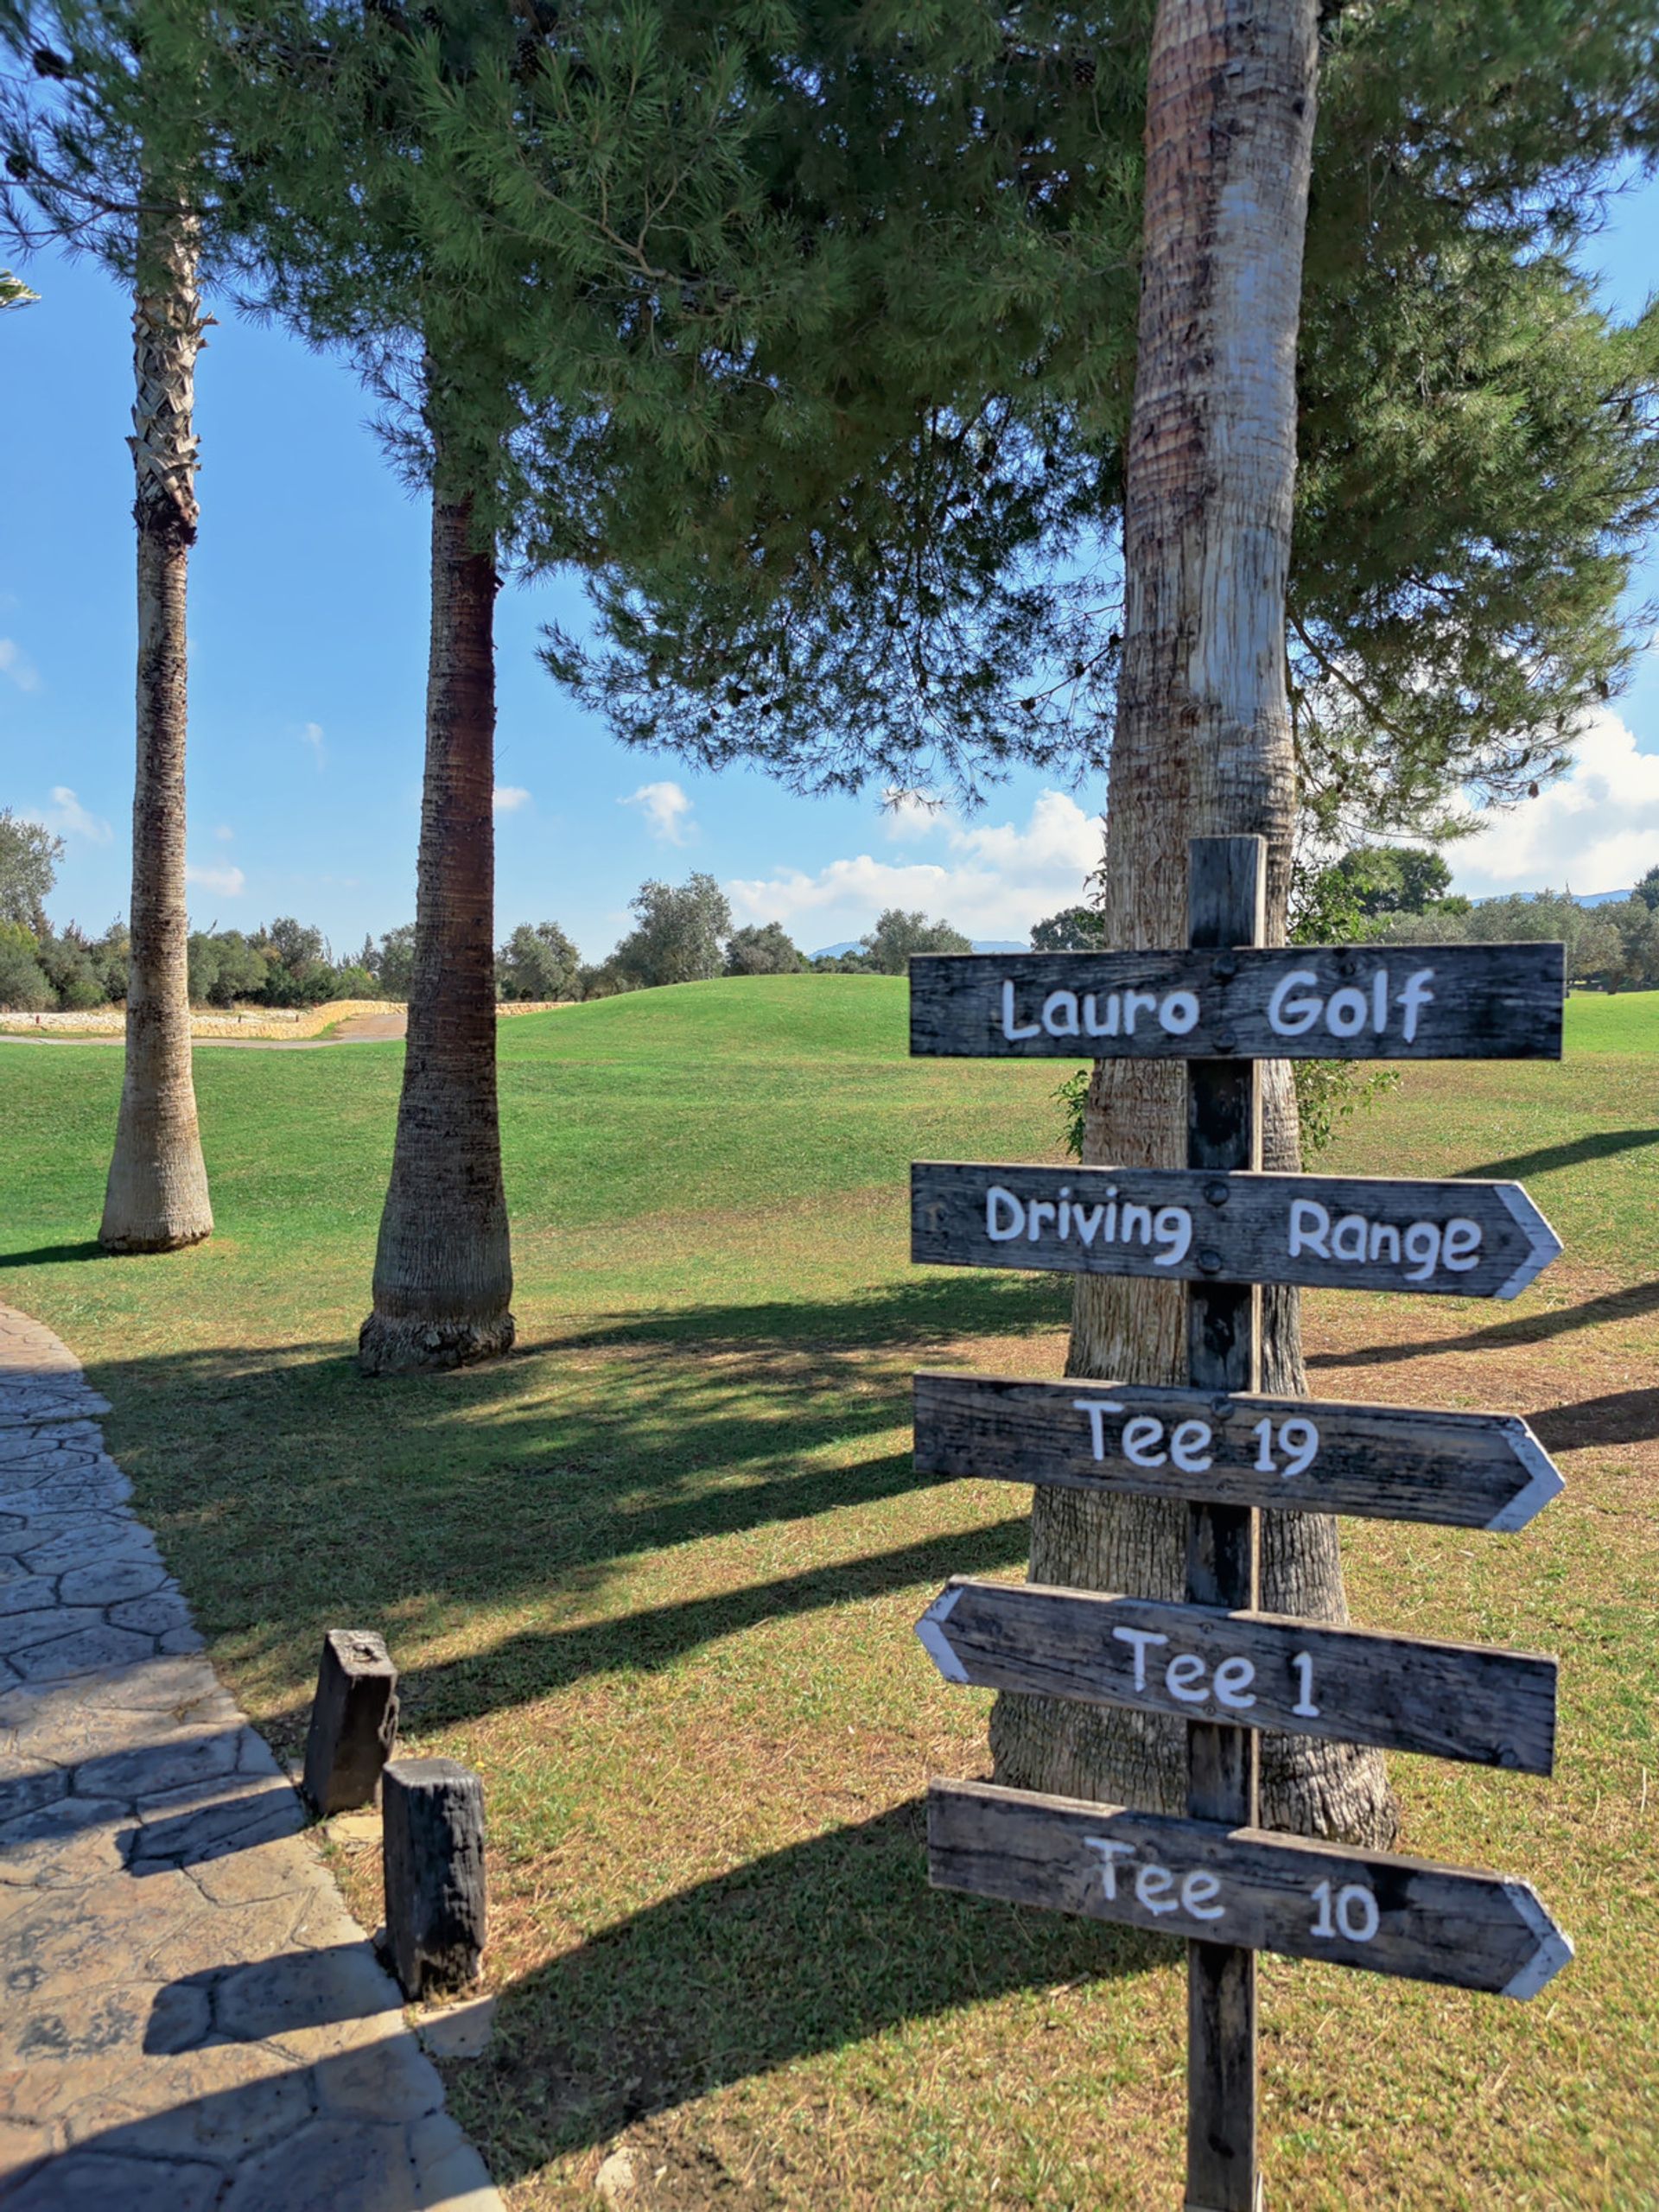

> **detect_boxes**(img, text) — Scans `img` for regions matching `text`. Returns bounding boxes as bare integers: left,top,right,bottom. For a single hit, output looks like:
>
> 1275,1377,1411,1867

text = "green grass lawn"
2,976,1656,2209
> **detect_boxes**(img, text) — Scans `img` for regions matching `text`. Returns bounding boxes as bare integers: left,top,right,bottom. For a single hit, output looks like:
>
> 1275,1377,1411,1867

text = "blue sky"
3,170,1657,963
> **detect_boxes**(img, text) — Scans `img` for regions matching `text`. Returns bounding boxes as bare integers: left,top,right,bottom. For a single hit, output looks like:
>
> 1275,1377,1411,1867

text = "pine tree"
188,0,792,1369
544,3,1659,842
507,0,1659,1825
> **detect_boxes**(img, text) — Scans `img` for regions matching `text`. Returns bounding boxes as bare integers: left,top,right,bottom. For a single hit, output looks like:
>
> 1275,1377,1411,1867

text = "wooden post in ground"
1184,836,1264,2212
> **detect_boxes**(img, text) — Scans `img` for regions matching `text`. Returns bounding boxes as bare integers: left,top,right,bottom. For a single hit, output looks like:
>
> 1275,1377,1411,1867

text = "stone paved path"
0,1303,504,2210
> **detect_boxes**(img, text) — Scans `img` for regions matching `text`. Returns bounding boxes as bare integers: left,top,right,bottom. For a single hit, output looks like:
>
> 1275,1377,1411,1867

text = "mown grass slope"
0,976,1654,2209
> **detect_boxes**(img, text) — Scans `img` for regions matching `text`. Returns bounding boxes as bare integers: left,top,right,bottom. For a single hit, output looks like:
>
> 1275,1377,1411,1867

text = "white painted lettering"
1403,1221,1442,1281
1331,1212,1369,1263
986,1186,1025,1241
1268,970,1322,1037
1000,982,1040,1041
1123,988,1158,1033
1326,986,1368,1039
1160,989,1201,1035
1169,1420,1213,1473
1042,989,1081,1038
1165,1652,1208,1704
1369,1223,1401,1262
1396,968,1435,1042
1442,1217,1482,1271
1121,1202,1153,1246
1181,1870,1225,1922
1084,992,1120,1037
1291,1651,1319,1719
1122,1417,1167,1468
1135,1862,1179,1915
1027,1199,1057,1242
1083,1836,1135,1899
1154,1206,1193,1267
1071,1203,1104,1245
1111,1624,1169,1690
1212,1656,1257,1711
1072,1399,1125,1460
1288,1198,1331,1259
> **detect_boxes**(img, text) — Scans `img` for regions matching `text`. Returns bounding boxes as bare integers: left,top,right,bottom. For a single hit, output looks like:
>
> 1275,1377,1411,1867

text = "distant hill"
810,938,1027,959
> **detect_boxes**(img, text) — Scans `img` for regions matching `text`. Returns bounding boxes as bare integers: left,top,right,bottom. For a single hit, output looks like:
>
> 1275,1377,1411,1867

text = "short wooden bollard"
301,1629,399,1816
382,1758,487,1998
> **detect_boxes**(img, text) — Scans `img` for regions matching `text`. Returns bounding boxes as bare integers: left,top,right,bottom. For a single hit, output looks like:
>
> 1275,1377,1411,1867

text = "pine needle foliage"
537,2,1659,832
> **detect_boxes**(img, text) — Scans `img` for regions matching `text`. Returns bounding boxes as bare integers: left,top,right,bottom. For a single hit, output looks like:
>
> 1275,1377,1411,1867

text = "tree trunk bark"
99,202,213,1255
989,0,1397,1848
358,472,514,1374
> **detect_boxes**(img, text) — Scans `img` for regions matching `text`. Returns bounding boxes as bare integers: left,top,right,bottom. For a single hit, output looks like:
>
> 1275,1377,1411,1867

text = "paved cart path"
0,1301,502,2211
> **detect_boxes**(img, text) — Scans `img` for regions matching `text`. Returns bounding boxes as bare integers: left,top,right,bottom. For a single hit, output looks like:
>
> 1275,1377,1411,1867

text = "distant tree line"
0,821,976,1010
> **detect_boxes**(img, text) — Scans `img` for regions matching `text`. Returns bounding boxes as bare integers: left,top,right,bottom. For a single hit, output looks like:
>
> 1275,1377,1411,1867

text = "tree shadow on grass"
1454,1128,1659,1183
66,1271,1060,1738
1306,1279,1659,1370
451,1795,1163,2176
1530,1386,1659,1452
0,1241,107,1268
261,1510,1033,1741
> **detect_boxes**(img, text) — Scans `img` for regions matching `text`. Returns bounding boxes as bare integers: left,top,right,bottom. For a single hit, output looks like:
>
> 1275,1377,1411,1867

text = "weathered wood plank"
909,943,1564,1062
928,1780,1572,1999
912,1161,1561,1300
912,1370,1564,1531
916,1579,1558,1773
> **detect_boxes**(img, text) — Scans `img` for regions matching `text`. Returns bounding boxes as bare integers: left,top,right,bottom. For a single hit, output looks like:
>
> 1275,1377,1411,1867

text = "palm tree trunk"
989,0,1397,1848
358,473,514,1374
99,202,213,1254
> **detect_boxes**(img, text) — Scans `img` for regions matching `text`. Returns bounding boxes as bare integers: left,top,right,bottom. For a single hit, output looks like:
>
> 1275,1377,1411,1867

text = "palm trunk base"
357,1306,515,1376
99,1085,213,1253
99,1222,212,1255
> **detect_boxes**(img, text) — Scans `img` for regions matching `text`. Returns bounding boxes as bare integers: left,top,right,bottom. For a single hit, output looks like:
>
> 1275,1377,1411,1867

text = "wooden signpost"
917,1580,1557,1773
906,837,1570,2210
910,943,1565,1062
911,1160,1561,1300
911,1372,1565,1531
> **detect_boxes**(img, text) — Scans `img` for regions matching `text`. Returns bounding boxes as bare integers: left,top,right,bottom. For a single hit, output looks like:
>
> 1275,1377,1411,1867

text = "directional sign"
912,1161,1562,1300
928,1780,1573,1999
917,1580,1557,1773
909,943,1564,1062
912,1370,1564,1531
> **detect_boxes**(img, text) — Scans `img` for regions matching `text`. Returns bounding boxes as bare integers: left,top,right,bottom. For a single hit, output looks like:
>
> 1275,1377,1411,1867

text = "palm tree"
3,8,214,1250
99,194,213,1249
987,0,1395,1847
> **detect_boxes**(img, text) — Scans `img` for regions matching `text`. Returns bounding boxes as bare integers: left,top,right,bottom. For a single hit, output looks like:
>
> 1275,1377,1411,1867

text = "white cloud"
186,862,246,897
728,789,1103,943
213,823,235,842
1455,709,1659,898
300,721,326,770
29,786,113,845
0,639,41,692
493,785,531,815
880,786,948,842
621,779,695,845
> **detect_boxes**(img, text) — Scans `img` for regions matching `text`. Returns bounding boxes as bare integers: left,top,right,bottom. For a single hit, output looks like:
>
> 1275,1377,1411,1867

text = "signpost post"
906,836,1569,2209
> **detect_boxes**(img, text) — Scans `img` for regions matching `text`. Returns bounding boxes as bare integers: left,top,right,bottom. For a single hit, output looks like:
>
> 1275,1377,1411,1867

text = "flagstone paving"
0,1301,503,2211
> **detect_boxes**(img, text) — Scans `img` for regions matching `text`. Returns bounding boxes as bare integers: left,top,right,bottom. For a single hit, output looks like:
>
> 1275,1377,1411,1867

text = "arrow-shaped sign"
908,943,1564,1062
912,1162,1562,1300
928,1780,1573,1999
912,1370,1564,1531
917,1580,1557,1773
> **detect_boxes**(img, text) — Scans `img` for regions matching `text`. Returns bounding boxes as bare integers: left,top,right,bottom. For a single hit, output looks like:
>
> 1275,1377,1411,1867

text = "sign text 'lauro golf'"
904,842,1569,2211
911,942,1564,1061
